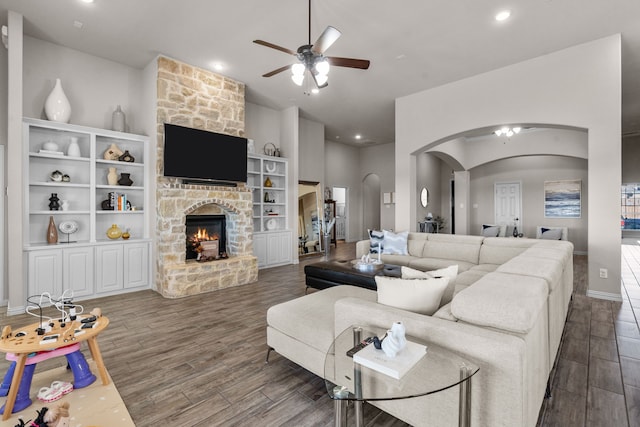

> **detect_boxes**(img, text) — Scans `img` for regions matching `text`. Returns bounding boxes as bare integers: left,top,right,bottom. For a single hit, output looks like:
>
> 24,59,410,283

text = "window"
621,184,640,229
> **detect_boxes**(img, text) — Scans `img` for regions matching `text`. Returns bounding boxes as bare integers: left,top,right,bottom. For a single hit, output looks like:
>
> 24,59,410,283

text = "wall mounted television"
163,123,248,184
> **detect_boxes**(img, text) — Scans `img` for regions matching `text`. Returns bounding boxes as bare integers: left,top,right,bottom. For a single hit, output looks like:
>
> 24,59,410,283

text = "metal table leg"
352,327,364,427
459,365,473,427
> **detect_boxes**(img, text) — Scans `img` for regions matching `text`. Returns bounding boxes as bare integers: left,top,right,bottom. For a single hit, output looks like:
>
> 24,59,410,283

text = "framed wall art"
544,180,581,218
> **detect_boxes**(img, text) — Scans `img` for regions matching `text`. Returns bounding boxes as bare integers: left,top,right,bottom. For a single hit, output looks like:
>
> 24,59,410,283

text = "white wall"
396,35,621,299
23,36,144,133
470,156,588,252
416,153,442,227
245,102,281,156
360,143,395,232
299,117,324,183
325,140,362,241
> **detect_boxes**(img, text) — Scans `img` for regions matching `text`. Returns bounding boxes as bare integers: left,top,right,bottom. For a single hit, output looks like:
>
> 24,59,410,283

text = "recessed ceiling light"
355,134,362,140
212,62,224,71
311,88,319,94
80,0,94,3
495,10,511,21
335,136,340,139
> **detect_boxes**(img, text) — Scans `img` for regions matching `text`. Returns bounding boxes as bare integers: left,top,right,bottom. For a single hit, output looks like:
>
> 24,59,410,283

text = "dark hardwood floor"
1,241,639,426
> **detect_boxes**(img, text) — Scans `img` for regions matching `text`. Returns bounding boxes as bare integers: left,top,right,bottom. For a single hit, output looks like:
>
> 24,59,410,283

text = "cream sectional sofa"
266,233,574,427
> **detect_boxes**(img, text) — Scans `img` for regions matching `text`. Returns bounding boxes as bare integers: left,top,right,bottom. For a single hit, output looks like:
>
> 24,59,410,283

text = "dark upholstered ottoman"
304,260,401,291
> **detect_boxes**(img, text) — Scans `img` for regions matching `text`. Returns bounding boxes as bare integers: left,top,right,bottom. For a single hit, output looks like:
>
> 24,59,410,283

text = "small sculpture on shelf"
103,143,123,160
49,193,60,210
118,150,135,162
107,167,118,185
50,170,63,182
118,173,133,186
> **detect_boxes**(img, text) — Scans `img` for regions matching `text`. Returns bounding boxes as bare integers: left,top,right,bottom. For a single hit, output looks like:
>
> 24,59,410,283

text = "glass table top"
324,325,479,402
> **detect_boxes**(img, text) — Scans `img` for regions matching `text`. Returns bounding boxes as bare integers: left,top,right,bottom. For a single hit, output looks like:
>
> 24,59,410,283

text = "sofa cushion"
402,265,459,306
267,285,376,353
433,302,458,321
368,229,384,253
482,225,501,237
408,257,475,273
375,276,449,315
382,230,409,255
422,234,484,265
540,227,563,240
407,239,427,257
455,269,490,294
497,255,564,292
451,272,548,333
523,246,573,266
469,264,500,273
478,237,538,265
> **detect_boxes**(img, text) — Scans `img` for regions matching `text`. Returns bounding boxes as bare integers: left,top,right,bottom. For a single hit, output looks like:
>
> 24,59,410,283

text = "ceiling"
1,0,640,146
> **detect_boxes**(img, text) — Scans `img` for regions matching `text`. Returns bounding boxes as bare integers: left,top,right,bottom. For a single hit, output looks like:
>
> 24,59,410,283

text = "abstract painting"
544,180,581,218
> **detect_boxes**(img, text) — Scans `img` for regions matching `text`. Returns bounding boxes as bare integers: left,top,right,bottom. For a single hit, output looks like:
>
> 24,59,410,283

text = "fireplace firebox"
185,215,226,261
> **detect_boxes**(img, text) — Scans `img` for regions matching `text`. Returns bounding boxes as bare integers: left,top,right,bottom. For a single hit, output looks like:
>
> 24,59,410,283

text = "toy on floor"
13,402,69,427
43,402,70,427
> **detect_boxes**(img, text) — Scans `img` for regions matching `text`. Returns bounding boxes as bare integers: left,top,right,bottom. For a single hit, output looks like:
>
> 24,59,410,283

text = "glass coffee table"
325,325,479,427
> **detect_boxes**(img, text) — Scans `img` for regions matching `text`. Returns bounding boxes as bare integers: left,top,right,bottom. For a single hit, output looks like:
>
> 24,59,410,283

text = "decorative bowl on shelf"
265,218,277,231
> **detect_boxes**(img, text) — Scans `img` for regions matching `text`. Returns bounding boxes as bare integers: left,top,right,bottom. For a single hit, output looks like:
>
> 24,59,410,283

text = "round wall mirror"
420,187,429,207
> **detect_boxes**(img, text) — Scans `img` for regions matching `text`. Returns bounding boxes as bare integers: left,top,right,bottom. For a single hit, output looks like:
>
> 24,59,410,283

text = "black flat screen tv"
163,123,248,183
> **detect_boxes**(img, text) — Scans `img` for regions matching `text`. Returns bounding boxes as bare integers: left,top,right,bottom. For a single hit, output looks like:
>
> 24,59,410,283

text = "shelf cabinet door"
123,242,149,288
267,231,292,265
95,245,124,293
62,247,94,297
253,233,267,267
28,249,63,297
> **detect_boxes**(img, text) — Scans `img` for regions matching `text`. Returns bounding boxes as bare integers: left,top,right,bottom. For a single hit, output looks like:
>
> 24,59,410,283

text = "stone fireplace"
154,56,258,298
185,214,226,260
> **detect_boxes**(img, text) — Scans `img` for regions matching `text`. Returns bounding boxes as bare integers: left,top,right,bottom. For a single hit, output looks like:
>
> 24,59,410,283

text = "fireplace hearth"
186,214,226,261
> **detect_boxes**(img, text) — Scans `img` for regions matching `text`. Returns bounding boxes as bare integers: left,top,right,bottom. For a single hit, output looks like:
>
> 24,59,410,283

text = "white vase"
107,167,118,185
44,78,71,123
67,137,81,157
112,105,126,132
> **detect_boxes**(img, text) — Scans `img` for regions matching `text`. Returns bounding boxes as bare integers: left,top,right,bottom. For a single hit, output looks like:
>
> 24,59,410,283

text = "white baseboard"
6,305,25,316
586,290,623,301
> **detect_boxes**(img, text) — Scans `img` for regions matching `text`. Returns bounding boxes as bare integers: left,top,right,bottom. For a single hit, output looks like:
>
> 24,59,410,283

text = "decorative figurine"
49,193,60,210
118,150,135,162
103,143,123,160
381,321,407,358
50,170,63,182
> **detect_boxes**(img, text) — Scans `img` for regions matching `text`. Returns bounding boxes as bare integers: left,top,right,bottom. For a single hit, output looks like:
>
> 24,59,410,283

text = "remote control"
346,336,374,357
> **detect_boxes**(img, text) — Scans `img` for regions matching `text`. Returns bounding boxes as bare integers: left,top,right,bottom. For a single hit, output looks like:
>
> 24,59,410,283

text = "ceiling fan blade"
253,40,296,56
327,56,371,70
311,26,341,54
263,65,293,78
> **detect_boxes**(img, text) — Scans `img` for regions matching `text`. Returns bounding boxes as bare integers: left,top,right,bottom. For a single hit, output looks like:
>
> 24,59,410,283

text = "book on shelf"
109,192,129,211
353,341,427,380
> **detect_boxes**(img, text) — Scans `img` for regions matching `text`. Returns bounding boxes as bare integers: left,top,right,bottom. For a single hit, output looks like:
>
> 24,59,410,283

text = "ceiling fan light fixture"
292,63,305,76
292,74,304,86
315,58,330,75
315,73,328,87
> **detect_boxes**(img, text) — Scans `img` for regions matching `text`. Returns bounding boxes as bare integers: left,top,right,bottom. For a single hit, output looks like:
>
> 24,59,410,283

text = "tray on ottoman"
304,260,401,291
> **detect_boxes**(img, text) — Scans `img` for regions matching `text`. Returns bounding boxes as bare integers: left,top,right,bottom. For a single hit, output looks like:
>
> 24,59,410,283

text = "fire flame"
192,227,219,242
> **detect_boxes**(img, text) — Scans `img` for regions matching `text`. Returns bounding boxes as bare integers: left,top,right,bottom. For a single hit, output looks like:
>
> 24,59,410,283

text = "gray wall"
360,143,395,232
469,156,588,253
325,140,362,241
299,117,324,183
623,135,640,183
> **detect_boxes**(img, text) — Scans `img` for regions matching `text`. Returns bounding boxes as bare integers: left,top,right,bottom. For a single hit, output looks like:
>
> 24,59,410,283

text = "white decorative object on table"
44,78,71,123
67,137,81,157
381,321,407,358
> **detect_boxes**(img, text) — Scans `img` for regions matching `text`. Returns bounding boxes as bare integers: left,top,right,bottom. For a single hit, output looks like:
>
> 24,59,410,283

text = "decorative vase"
107,167,118,185
47,216,58,244
61,200,69,211
49,193,60,211
118,173,133,186
106,224,122,239
264,191,269,202
103,143,123,160
122,229,131,240
513,226,518,237
67,137,81,157
42,140,59,152
112,105,126,132
264,176,272,187
44,78,71,123
381,321,407,358
118,150,135,162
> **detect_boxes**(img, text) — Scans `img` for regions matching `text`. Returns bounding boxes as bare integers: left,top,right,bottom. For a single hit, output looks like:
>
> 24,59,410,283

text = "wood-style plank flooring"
0,241,639,426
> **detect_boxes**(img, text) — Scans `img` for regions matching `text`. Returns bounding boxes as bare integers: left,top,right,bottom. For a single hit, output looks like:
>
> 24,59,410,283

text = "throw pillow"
375,276,450,315
368,229,384,253
482,224,500,237
402,265,459,306
540,227,563,240
381,230,409,255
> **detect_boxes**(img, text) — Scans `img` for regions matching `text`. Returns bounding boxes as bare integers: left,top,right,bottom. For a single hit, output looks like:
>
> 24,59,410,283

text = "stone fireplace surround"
156,183,257,298
154,56,258,298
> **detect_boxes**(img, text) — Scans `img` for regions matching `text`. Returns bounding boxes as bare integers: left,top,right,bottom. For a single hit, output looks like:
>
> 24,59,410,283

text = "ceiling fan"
253,0,370,89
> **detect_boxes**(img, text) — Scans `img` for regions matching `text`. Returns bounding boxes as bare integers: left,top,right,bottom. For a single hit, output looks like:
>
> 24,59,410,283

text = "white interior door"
495,182,522,228
333,187,347,240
